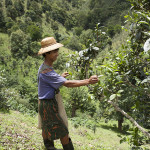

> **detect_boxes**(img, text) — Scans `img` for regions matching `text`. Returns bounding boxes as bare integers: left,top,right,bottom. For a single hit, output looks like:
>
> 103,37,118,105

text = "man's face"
47,49,59,62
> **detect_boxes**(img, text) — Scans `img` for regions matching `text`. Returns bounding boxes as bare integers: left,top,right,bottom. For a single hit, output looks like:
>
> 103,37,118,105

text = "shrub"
0,70,9,112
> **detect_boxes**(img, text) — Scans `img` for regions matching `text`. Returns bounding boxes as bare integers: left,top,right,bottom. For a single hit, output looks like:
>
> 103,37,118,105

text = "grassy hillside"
0,111,131,150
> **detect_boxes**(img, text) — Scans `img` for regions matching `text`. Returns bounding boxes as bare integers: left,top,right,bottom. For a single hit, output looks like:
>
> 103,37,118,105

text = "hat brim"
38,43,63,55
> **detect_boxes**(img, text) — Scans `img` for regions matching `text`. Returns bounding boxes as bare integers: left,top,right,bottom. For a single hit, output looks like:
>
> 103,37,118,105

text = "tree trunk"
108,100,150,139
71,105,76,117
71,99,77,117
118,117,124,132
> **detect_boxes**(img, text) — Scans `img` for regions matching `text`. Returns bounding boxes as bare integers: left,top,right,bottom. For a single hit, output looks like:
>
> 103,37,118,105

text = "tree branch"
108,100,150,139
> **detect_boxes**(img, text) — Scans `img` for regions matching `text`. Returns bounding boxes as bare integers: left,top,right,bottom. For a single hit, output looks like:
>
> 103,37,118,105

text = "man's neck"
44,58,53,67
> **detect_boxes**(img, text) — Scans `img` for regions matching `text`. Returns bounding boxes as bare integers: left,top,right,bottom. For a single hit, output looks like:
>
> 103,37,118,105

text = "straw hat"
38,37,63,55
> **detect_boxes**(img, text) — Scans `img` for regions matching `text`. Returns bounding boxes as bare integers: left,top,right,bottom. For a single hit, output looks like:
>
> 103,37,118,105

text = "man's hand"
89,75,99,84
63,75,98,87
61,72,70,78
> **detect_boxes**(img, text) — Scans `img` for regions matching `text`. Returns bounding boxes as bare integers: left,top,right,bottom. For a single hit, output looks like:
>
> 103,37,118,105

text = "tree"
5,17,15,30
14,0,25,17
10,30,31,60
26,1,42,22
68,87,89,117
5,0,13,8
0,1,2,8
27,24,42,41
6,6,18,20
30,1,42,18
66,36,82,51
41,0,52,13
0,8,6,31
86,0,130,29
51,4,67,25
25,10,37,22
93,0,150,147
64,24,109,116
79,29,94,47
64,12,76,30
71,0,85,8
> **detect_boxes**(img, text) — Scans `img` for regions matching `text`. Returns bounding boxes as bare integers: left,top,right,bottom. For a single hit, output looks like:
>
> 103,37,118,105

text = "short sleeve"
40,70,67,89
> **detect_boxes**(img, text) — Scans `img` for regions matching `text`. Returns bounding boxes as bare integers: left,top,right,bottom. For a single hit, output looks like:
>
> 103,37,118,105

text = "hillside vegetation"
0,0,150,149
0,111,131,150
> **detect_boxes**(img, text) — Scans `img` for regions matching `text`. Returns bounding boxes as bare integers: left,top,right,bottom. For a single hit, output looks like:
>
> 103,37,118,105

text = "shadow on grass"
99,124,129,135
0,109,10,114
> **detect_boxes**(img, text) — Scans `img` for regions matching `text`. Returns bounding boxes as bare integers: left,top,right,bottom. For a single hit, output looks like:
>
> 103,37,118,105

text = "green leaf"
138,21,149,25
141,77,150,84
118,90,124,93
109,94,116,101
143,32,150,36
144,38,150,52
124,15,129,18
98,75,104,78
136,12,147,18
68,72,72,75
117,94,121,97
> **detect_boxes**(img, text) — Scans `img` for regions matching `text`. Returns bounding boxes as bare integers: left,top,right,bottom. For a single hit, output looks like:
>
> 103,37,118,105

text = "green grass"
0,110,131,150
0,111,44,150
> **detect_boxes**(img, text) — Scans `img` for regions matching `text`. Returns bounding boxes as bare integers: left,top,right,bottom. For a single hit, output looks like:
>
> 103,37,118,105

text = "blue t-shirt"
38,64,67,99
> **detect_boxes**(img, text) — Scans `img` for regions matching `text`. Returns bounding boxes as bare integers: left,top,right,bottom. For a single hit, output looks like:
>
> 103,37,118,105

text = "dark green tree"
25,10,37,22
5,0,13,8
26,1,42,22
27,24,42,41
6,6,18,20
5,17,14,29
68,87,94,117
29,1,42,22
0,8,6,31
64,12,76,30
0,1,2,7
41,0,52,13
51,5,67,25
14,0,25,17
10,30,31,60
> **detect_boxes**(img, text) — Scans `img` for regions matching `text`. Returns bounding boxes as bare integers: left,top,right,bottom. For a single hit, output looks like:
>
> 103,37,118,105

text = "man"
38,37,98,150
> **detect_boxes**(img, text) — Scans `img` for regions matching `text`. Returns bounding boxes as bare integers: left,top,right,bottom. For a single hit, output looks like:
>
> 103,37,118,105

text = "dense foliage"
92,0,150,148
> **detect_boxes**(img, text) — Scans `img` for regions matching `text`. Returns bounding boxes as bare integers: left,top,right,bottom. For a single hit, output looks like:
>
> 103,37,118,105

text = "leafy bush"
1,88,36,116
71,113,97,132
0,70,9,112
120,127,149,149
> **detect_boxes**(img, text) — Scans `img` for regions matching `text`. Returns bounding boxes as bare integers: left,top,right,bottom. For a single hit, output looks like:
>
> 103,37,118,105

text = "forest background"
0,0,150,149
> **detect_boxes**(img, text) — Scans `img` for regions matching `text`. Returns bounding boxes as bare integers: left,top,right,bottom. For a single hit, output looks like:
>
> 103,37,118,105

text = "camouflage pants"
38,99,69,140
